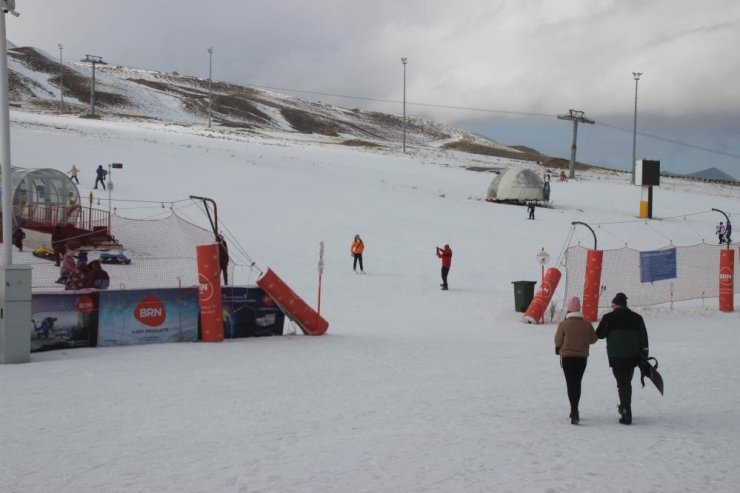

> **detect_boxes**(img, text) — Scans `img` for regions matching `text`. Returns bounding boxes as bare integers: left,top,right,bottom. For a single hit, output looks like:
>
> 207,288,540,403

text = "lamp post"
631,71,642,185
208,47,213,128
401,57,407,153
58,43,63,114
1,0,19,265
80,54,107,116
106,163,123,235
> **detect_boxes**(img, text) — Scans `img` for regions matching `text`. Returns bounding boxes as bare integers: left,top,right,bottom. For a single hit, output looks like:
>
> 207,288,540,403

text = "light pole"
58,43,63,114
208,47,213,128
1,0,19,265
631,71,642,184
81,54,107,116
401,57,407,153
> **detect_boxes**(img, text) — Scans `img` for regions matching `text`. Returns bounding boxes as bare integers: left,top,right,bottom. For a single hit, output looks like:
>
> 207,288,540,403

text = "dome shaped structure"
486,166,545,202
3,167,81,229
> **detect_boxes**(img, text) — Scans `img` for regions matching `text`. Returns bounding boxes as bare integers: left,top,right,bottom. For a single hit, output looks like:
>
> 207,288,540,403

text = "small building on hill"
486,166,546,203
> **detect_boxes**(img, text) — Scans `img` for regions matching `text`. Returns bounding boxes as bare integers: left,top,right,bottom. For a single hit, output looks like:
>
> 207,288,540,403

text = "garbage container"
512,281,537,312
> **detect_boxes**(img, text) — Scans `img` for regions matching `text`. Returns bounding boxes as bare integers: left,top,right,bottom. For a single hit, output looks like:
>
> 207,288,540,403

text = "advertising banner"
31,292,99,352
196,243,224,342
640,248,677,283
97,288,199,346
221,286,285,338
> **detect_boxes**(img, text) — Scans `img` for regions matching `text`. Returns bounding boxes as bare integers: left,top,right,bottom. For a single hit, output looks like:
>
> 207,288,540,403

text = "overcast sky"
6,0,740,177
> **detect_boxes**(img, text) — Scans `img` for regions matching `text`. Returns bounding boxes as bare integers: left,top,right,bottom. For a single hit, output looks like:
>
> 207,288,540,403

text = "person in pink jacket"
554,296,597,424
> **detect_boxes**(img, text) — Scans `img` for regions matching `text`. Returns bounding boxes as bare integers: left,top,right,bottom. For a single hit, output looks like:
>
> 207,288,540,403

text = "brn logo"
134,295,166,327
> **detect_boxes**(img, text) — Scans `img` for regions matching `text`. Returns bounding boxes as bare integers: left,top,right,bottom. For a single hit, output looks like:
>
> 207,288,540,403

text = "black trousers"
561,357,587,414
353,253,363,271
441,266,450,287
612,366,636,409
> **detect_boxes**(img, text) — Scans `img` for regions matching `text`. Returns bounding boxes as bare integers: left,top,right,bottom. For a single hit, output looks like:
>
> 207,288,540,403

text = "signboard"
221,286,285,338
31,292,98,352
640,248,677,283
97,288,199,346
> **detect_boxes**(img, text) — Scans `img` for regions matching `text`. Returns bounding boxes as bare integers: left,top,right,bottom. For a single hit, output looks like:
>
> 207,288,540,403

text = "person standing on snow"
527,201,536,220
94,165,107,190
554,296,597,425
12,226,25,251
716,222,725,244
436,244,452,290
596,292,649,425
351,234,365,273
68,164,80,184
217,233,230,285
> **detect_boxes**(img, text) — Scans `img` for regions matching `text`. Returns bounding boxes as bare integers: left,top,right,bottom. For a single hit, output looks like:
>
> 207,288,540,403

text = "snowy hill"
2,57,740,492
685,166,738,182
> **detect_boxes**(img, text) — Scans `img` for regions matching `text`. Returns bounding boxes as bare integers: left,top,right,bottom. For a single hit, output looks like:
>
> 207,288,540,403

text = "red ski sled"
257,268,329,336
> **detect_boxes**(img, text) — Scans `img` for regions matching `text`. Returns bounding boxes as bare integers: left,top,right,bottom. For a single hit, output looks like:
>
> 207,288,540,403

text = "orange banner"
524,267,562,324
719,249,734,312
582,249,604,321
196,244,224,342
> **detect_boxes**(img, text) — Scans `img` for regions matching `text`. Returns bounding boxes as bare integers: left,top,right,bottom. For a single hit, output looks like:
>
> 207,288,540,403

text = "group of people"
716,221,733,244
554,292,649,425
350,234,454,290
59,245,110,290
66,164,108,190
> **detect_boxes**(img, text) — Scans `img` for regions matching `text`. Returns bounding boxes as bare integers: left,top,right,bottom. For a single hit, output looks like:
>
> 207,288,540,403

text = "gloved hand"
555,346,561,355
641,348,649,359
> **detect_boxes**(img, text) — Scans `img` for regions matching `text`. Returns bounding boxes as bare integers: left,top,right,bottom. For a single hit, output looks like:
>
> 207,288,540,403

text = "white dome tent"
486,166,546,203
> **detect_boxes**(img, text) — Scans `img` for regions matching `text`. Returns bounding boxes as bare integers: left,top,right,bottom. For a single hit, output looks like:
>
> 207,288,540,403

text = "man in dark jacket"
596,292,649,425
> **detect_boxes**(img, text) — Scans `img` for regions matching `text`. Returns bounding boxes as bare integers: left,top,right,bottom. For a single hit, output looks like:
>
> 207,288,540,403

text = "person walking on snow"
68,164,80,184
94,165,107,190
724,221,732,244
12,226,25,251
716,222,725,244
596,292,649,425
436,244,452,290
554,296,597,425
217,234,230,285
351,234,365,273
527,201,536,220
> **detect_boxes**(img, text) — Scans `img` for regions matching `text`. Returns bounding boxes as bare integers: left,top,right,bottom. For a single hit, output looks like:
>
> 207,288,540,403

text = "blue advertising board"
221,286,285,338
640,248,677,283
31,292,98,352
97,288,199,346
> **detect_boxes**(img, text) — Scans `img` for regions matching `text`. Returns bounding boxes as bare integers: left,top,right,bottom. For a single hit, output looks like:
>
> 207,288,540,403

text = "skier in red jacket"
436,244,452,290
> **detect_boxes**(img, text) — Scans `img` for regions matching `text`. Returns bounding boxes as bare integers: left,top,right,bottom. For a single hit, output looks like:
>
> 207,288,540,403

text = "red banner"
582,249,604,322
719,249,734,312
196,244,224,342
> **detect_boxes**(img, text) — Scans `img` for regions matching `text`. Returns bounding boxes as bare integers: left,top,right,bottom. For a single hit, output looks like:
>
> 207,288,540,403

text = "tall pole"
1,2,18,264
208,47,213,129
81,55,106,116
58,43,63,114
631,72,642,185
557,109,594,179
401,57,407,153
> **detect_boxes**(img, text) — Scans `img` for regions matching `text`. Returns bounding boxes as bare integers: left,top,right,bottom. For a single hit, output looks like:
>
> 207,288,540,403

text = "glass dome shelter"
2,167,111,245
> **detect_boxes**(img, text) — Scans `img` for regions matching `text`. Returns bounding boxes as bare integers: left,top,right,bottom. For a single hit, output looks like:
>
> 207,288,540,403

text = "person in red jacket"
436,244,452,290
351,234,365,273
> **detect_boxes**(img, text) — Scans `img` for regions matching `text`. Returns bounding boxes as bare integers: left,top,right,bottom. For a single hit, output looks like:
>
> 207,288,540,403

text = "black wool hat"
612,292,628,306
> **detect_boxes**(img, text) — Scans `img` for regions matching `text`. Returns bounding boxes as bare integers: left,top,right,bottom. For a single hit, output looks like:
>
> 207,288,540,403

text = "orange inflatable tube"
196,243,224,342
524,267,562,324
582,249,603,322
257,268,329,335
719,249,734,312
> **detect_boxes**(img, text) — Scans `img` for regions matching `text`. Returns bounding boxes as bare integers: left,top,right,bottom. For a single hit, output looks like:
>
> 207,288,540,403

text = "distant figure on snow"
65,263,89,291
724,221,732,244
51,224,65,266
436,244,452,290
527,201,536,220
68,164,80,184
554,296,597,425
94,165,107,190
217,233,229,285
351,234,365,273
12,226,25,251
716,222,725,244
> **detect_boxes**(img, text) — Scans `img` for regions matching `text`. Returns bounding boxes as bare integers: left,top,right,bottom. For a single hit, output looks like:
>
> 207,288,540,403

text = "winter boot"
618,405,632,425
570,410,579,425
